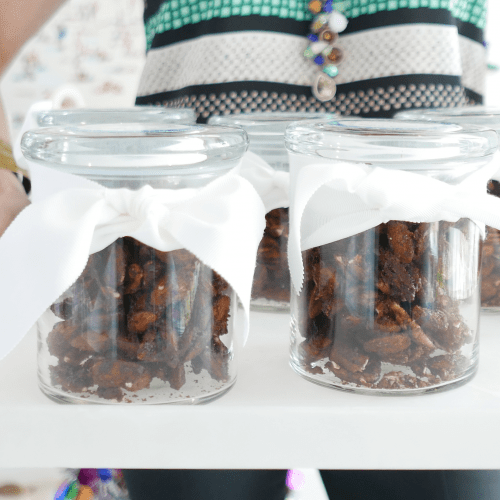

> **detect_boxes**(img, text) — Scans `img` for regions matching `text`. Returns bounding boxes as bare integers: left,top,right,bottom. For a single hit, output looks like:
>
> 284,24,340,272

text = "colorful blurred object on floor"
54,470,128,500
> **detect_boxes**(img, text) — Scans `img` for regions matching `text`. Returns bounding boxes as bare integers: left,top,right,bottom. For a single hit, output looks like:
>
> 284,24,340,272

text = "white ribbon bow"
0,159,266,360
288,151,500,293
238,151,290,212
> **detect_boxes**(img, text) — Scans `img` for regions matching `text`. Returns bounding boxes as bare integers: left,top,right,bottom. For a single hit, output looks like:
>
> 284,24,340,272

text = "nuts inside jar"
47,237,232,402
295,220,478,391
482,180,500,308
252,208,290,304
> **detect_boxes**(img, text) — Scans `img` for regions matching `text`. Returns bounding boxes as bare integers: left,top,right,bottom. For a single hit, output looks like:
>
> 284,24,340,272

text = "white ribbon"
238,151,290,212
0,158,266,360
288,151,500,294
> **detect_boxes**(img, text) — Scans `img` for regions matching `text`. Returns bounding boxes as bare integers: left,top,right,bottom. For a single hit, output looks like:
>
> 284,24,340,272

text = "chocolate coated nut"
50,362,93,393
125,263,143,294
329,344,369,373
309,267,336,319
70,331,111,353
481,228,500,306
483,245,495,258
379,249,420,302
387,221,414,263
92,360,152,391
213,295,231,324
363,334,411,355
259,235,280,261
253,208,290,304
47,321,79,358
128,311,158,333
482,181,500,306
300,336,332,361
429,354,467,381
409,321,435,349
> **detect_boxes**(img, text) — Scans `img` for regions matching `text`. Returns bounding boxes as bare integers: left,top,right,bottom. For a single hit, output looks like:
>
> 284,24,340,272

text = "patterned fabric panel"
137,28,486,96
144,0,486,50
136,75,480,122
138,0,486,121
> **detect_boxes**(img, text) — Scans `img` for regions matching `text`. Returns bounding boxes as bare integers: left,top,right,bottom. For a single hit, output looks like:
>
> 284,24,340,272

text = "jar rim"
21,123,248,176
209,111,336,136
285,118,498,166
394,106,500,134
37,107,196,127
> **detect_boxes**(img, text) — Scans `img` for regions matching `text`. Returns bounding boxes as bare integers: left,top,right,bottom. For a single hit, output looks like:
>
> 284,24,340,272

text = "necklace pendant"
312,73,337,102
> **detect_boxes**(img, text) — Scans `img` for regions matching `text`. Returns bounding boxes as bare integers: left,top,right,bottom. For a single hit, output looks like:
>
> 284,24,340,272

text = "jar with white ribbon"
395,106,500,313
285,118,500,395
209,112,333,312
8,122,265,404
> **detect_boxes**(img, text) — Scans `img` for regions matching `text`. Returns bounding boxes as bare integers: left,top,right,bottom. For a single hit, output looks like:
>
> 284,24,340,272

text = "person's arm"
0,0,67,231
0,0,67,75
0,168,29,236
0,140,29,235
0,0,68,144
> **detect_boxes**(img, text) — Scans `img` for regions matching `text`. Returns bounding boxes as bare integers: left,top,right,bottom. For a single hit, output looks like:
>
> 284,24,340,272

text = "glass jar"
209,112,333,312
37,107,196,126
285,118,497,395
395,107,500,312
21,123,248,404
13,106,196,186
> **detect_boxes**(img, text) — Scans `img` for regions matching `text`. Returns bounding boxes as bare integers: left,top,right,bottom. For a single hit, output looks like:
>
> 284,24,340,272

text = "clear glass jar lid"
285,118,498,167
209,112,336,137
37,107,196,127
394,106,500,134
21,123,248,177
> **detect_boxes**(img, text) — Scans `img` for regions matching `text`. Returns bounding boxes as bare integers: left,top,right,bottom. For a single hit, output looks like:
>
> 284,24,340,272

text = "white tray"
1,312,499,469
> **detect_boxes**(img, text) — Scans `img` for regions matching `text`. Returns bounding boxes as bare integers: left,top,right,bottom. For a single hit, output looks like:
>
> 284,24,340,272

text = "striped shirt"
136,0,487,122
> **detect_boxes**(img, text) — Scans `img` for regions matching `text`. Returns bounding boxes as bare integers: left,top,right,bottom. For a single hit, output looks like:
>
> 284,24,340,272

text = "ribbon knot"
239,151,290,211
104,185,166,222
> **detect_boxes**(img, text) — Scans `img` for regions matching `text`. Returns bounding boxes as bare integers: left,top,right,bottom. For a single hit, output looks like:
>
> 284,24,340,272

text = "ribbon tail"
240,151,290,212
0,194,104,360
443,192,500,231
288,161,368,294
165,174,266,345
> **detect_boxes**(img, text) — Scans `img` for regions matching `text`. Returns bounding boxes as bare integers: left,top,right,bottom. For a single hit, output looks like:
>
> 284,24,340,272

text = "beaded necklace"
304,0,349,101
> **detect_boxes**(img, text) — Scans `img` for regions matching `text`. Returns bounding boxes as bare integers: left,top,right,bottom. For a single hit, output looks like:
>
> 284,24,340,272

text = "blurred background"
0,0,499,499
0,0,146,143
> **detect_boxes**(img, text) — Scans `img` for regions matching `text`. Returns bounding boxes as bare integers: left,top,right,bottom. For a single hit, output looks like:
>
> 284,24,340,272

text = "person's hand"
0,170,29,236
